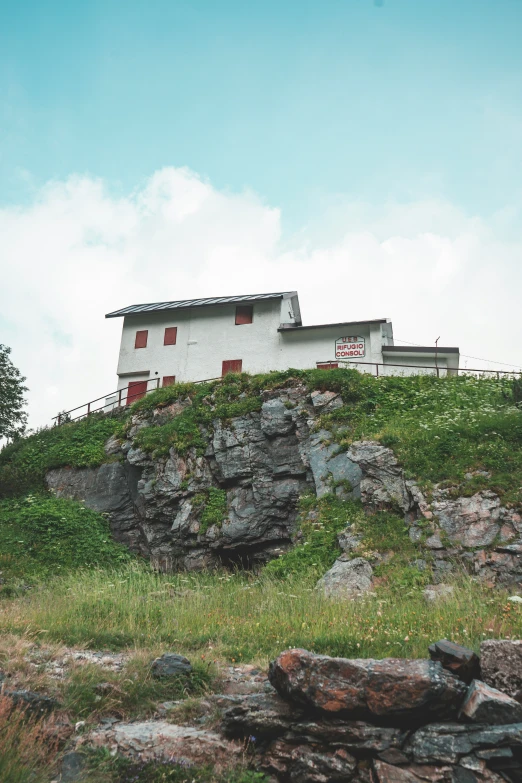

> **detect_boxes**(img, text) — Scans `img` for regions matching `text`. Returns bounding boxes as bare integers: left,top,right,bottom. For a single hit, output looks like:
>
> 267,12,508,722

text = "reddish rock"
428,639,480,684
372,760,450,782
268,649,467,722
459,679,522,725
262,739,357,782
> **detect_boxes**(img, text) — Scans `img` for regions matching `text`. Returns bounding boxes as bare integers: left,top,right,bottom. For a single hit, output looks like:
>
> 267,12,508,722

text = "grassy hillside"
1,369,522,783
2,369,520,499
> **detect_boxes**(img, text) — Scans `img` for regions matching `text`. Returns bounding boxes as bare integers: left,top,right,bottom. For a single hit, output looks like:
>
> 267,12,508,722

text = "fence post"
376,363,379,377
118,389,122,407
157,377,160,389
87,402,91,416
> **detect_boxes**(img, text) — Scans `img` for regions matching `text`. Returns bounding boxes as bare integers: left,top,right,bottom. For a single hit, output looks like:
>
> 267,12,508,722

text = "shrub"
0,414,125,498
0,494,131,582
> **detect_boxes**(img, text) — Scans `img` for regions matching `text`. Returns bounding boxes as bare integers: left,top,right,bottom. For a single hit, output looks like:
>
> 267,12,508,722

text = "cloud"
1,166,521,430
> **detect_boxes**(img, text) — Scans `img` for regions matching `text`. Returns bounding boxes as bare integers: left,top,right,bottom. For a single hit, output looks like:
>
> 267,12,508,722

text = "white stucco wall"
111,297,458,404
116,298,287,396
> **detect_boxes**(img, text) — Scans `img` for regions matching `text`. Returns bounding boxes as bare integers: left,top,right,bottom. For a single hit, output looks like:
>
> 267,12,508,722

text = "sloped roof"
105,292,295,318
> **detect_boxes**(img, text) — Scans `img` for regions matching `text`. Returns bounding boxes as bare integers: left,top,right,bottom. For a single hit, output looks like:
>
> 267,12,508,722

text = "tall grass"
1,563,521,662
0,698,57,783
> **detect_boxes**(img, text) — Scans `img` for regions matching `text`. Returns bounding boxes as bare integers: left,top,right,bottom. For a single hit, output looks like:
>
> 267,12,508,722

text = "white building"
105,291,459,404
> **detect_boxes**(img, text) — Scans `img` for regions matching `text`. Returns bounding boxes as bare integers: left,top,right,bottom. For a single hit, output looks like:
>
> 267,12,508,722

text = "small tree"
0,344,28,441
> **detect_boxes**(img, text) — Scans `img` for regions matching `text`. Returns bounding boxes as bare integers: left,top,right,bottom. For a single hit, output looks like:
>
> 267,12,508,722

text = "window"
222,359,243,376
162,375,176,387
235,305,253,325
164,327,177,346
134,330,148,349
317,362,339,370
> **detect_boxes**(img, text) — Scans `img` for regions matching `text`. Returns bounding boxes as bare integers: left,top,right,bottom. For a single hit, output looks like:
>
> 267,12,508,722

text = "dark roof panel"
106,291,295,318
383,346,459,354
278,319,389,332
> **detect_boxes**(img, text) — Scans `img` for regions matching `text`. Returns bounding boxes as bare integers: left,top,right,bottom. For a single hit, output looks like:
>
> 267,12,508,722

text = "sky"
1,0,522,429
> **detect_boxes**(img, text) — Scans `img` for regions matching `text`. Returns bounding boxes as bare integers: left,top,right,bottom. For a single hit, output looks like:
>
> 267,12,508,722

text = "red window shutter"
135,330,148,349
126,380,148,405
164,327,177,345
222,359,243,376
162,375,176,387
235,305,253,325
317,362,339,370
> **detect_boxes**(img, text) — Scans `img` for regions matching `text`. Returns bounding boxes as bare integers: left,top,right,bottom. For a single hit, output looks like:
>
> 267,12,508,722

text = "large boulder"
315,556,373,599
268,649,467,723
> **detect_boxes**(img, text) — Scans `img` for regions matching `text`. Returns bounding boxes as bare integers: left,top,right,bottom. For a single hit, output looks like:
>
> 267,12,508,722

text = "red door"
126,381,148,405
222,360,243,376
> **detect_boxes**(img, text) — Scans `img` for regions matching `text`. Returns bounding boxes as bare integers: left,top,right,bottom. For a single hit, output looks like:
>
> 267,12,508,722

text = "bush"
0,494,131,582
0,414,125,498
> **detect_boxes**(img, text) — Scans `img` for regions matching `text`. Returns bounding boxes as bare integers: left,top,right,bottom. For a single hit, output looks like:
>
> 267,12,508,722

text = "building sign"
335,335,366,359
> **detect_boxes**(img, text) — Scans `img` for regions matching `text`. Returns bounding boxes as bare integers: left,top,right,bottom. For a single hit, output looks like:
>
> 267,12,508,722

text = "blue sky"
2,0,522,426
2,0,522,227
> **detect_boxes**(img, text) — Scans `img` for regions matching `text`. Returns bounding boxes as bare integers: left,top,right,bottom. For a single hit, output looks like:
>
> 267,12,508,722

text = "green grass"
264,493,359,579
0,494,131,587
264,493,430,591
62,656,214,721
3,369,521,501
83,749,267,783
316,372,522,501
1,561,521,662
0,413,125,498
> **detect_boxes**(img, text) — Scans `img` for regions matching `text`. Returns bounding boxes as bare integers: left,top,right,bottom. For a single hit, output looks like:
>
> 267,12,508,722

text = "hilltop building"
105,291,459,404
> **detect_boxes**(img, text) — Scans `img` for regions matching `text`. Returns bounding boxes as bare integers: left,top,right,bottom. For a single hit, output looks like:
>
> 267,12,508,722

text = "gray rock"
346,440,415,512
84,720,241,767
428,639,480,684
310,390,342,410
260,399,295,437
4,689,59,714
481,639,522,701
425,534,445,550
60,751,86,783
460,680,522,724
46,462,145,553
423,584,455,602
306,429,362,499
262,739,356,783
151,653,192,678
408,722,522,764
316,556,373,599
337,527,362,553
431,491,502,548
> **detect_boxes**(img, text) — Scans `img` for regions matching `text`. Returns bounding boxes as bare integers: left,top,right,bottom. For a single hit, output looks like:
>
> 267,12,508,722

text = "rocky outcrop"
221,645,522,782
45,384,522,585
46,385,423,572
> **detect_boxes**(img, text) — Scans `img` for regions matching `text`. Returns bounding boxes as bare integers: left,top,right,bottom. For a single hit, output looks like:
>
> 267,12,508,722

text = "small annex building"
105,291,460,404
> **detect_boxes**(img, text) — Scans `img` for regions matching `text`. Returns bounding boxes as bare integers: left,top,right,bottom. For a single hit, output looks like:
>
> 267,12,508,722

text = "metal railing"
330,359,521,379
52,375,221,425
53,360,521,425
